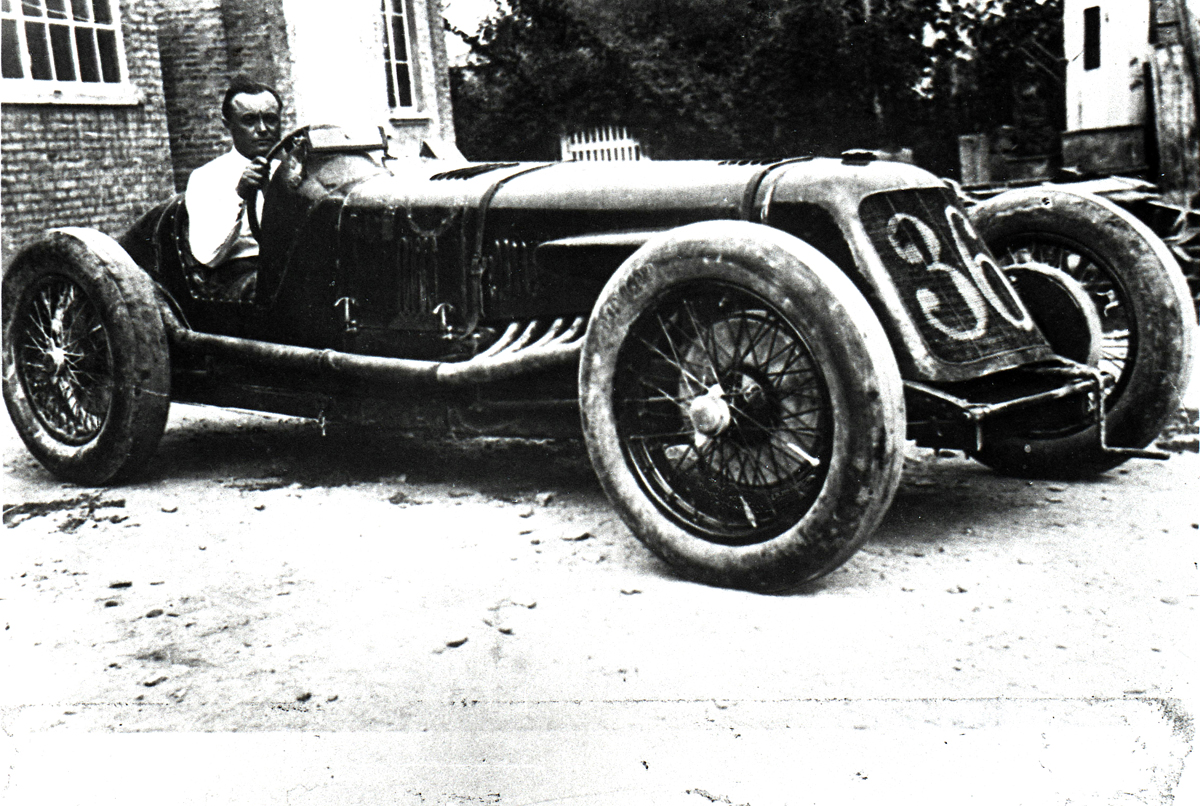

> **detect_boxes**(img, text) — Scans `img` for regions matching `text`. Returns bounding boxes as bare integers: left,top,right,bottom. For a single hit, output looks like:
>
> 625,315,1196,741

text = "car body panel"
214,131,1051,385
18,125,1177,589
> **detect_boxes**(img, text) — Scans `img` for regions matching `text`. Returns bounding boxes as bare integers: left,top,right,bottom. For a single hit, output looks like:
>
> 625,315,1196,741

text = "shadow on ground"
147,412,601,498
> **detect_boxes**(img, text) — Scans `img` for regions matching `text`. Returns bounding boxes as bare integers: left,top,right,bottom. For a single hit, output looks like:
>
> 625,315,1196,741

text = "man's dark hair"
221,75,282,121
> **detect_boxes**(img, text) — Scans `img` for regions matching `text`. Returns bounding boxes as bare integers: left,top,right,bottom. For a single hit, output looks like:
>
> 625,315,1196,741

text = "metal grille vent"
483,239,538,306
859,187,1048,365
395,236,440,315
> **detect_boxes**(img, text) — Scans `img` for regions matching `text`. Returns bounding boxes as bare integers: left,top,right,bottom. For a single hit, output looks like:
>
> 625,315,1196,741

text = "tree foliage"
448,0,1063,175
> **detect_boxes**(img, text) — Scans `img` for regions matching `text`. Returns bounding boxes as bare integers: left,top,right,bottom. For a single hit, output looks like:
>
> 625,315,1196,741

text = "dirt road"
2,390,1196,804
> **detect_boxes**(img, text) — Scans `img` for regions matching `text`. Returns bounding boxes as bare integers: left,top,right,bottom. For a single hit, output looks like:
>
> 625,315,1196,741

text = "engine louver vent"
431,163,519,181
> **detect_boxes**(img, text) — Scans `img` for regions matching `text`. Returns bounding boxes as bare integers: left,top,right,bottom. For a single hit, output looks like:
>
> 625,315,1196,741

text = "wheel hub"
48,344,69,372
613,283,835,545
16,274,114,445
688,384,731,436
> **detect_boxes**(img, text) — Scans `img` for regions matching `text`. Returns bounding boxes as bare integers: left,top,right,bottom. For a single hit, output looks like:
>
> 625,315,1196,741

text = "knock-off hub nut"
688,390,731,436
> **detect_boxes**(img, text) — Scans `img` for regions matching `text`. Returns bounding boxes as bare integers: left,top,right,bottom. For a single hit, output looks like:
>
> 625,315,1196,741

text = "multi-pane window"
380,0,416,110
2,0,123,85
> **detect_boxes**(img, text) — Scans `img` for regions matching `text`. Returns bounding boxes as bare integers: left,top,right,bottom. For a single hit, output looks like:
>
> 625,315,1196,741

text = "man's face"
224,91,281,159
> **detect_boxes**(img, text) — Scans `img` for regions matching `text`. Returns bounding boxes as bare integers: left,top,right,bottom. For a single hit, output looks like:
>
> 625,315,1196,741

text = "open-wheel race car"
4,124,1194,591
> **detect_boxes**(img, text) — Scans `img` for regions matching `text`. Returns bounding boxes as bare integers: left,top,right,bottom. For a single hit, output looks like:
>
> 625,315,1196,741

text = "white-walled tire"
2,229,170,485
579,222,905,592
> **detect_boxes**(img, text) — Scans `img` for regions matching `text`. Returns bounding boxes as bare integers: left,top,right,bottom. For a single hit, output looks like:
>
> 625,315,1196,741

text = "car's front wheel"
3,229,170,484
969,188,1194,478
579,222,905,592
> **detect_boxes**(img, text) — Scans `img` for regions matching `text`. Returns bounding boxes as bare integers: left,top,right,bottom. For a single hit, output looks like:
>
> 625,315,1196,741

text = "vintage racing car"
3,125,1194,591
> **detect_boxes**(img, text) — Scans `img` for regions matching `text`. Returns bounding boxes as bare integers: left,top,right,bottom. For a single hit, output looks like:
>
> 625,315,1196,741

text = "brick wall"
221,0,293,107
156,0,230,192
158,0,455,175
157,0,296,192
2,0,456,265
1,0,176,265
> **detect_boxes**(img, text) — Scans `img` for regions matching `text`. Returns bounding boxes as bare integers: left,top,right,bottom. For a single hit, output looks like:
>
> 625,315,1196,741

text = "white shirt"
184,149,259,267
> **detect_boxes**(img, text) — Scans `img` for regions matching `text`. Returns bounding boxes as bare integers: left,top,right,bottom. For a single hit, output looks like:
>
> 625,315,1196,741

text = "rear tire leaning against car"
2,228,171,485
579,221,906,592
969,187,1194,478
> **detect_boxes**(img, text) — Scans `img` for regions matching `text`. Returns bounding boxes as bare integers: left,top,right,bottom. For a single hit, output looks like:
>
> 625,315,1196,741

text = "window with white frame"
380,0,418,111
1,0,137,104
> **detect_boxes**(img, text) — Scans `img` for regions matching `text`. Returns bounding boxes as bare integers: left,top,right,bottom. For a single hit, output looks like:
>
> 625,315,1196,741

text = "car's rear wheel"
969,188,1194,478
3,229,170,484
579,222,905,592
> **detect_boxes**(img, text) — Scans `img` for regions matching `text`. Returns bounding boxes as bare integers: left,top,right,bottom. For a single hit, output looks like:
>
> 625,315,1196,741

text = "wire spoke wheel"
579,222,905,590
997,237,1131,398
3,229,170,485
16,275,114,444
615,282,831,545
969,187,1193,477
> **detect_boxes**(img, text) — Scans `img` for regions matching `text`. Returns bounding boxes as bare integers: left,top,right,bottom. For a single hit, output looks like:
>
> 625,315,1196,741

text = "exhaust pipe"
160,305,584,387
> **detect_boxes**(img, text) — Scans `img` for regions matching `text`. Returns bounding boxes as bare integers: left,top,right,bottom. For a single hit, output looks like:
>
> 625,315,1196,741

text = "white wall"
280,0,390,128
279,0,451,154
1064,0,1152,131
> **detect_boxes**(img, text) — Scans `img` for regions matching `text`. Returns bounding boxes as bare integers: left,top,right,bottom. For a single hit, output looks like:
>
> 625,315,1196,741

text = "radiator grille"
343,205,448,328
395,236,440,315
859,188,1047,365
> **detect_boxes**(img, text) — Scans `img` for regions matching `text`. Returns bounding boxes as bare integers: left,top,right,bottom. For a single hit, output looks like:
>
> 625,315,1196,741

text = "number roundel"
944,206,1033,331
881,201,1035,342
886,212,989,341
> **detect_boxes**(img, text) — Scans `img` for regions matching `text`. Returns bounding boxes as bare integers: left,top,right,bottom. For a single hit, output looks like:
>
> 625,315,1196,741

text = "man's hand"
235,156,271,200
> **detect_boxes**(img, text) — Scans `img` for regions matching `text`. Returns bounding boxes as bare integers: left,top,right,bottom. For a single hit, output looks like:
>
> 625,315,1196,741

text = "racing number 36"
885,204,1034,341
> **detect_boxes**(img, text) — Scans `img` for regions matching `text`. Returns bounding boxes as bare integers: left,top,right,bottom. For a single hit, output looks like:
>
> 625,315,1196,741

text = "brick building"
1,0,174,263
2,0,455,264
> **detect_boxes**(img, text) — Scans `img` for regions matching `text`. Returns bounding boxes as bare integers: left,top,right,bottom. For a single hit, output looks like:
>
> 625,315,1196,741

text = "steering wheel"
246,125,309,242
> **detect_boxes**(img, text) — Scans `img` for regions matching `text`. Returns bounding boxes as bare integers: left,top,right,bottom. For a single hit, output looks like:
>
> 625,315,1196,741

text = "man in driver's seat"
185,75,282,302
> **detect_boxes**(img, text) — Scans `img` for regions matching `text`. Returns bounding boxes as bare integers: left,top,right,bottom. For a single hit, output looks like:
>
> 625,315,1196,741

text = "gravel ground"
2,361,1197,805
